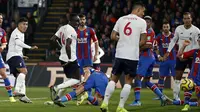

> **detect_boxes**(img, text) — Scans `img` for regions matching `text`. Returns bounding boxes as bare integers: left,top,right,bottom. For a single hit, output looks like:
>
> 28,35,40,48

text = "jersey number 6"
123,22,132,36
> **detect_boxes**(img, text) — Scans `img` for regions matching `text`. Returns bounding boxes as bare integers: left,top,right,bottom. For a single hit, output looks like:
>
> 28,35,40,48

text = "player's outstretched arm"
15,38,32,49
177,40,190,58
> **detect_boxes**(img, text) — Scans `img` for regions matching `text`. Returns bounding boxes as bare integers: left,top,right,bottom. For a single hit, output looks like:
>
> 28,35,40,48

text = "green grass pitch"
0,87,199,112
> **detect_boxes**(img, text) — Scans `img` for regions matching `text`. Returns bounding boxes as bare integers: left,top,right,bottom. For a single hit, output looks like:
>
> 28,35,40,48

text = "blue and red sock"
4,78,13,97
134,79,141,102
184,91,192,104
87,96,98,106
60,91,76,102
158,78,164,93
146,81,163,98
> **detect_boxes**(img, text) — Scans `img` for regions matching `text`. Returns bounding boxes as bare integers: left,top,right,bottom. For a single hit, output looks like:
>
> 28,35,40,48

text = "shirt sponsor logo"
77,38,87,43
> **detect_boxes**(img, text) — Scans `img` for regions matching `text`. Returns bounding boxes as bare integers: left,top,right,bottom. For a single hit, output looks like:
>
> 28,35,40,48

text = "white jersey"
6,28,31,61
168,25,200,52
91,43,104,64
55,24,77,62
113,14,147,60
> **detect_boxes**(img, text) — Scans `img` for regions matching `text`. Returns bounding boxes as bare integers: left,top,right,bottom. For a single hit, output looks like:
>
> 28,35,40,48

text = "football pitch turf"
0,87,199,112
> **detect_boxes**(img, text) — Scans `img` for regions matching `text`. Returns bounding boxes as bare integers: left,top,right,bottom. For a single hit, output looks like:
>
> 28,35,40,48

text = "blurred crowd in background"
1,0,200,62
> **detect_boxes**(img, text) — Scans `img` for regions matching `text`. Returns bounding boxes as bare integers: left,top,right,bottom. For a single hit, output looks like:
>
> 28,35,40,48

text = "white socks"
57,88,66,97
118,84,131,108
15,73,26,94
173,80,181,100
56,79,80,91
103,81,116,105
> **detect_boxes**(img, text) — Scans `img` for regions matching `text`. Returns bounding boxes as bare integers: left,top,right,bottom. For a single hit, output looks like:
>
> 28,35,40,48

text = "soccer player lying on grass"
170,39,200,111
53,68,108,107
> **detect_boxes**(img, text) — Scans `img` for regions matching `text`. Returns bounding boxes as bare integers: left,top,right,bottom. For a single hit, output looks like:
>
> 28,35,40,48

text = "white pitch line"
0,97,48,102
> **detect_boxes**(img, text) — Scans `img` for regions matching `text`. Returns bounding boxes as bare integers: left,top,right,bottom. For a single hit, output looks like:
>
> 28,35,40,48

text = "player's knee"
0,68,7,79
175,70,184,80
18,68,28,75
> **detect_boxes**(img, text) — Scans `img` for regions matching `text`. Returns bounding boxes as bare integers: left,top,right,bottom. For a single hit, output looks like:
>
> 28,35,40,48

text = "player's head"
78,14,86,27
144,16,152,28
17,17,28,33
132,2,145,18
0,13,3,26
162,21,170,33
183,12,192,26
69,13,79,28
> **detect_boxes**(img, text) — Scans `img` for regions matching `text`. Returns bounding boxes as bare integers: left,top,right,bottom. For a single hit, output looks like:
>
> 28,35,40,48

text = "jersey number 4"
124,22,132,36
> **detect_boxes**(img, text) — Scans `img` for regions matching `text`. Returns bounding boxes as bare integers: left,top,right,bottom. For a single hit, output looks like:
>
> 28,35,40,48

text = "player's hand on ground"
183,40,190,46
23,56,29,60
30,46,38,50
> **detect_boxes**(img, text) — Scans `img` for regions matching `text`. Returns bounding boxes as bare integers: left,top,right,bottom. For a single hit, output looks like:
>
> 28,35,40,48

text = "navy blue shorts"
111,58,138,77
175,57,192,71
78,59,93,75
60,60,80,80
7,56,26,77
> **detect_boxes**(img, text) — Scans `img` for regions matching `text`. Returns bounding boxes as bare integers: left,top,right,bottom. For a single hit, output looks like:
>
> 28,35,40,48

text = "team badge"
85,32,88,36
0,32,3,36
147,36,151,40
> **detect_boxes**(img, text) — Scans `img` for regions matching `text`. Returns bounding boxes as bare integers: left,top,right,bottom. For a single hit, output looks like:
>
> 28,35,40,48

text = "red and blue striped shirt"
76,27,98,59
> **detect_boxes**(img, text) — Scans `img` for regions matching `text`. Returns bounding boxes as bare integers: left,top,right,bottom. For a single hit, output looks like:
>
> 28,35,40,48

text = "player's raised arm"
167,28,179,53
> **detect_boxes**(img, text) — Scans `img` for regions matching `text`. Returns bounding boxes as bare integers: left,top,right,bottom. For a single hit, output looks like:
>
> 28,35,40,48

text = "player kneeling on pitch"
53,68,108,107
169,39,200,111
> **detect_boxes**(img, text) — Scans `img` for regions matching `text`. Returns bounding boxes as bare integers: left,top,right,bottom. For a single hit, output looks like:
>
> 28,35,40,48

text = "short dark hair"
163,21,170,25
18,17,28,24
0,13,2,16
132,2,145,10
78,13,86,18
183,12,191,17
69,13,78,21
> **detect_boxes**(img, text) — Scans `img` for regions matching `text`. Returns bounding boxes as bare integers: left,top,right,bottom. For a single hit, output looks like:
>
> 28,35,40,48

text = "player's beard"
80,22,85,27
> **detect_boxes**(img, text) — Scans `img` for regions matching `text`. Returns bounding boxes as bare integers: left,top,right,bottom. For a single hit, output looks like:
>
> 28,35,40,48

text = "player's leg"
0,66,16,102
50,60,80,99
101,58,123,112
54,74,94,107
130,57,148,106
181,85,200,111
117,60,138,112
174,58,187,101
144,61,167,106
158,61,170,94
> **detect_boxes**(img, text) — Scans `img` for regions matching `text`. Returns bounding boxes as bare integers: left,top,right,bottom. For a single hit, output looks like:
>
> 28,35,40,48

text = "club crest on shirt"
85,32,88,36
0,32,3,36
147,36,151,40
